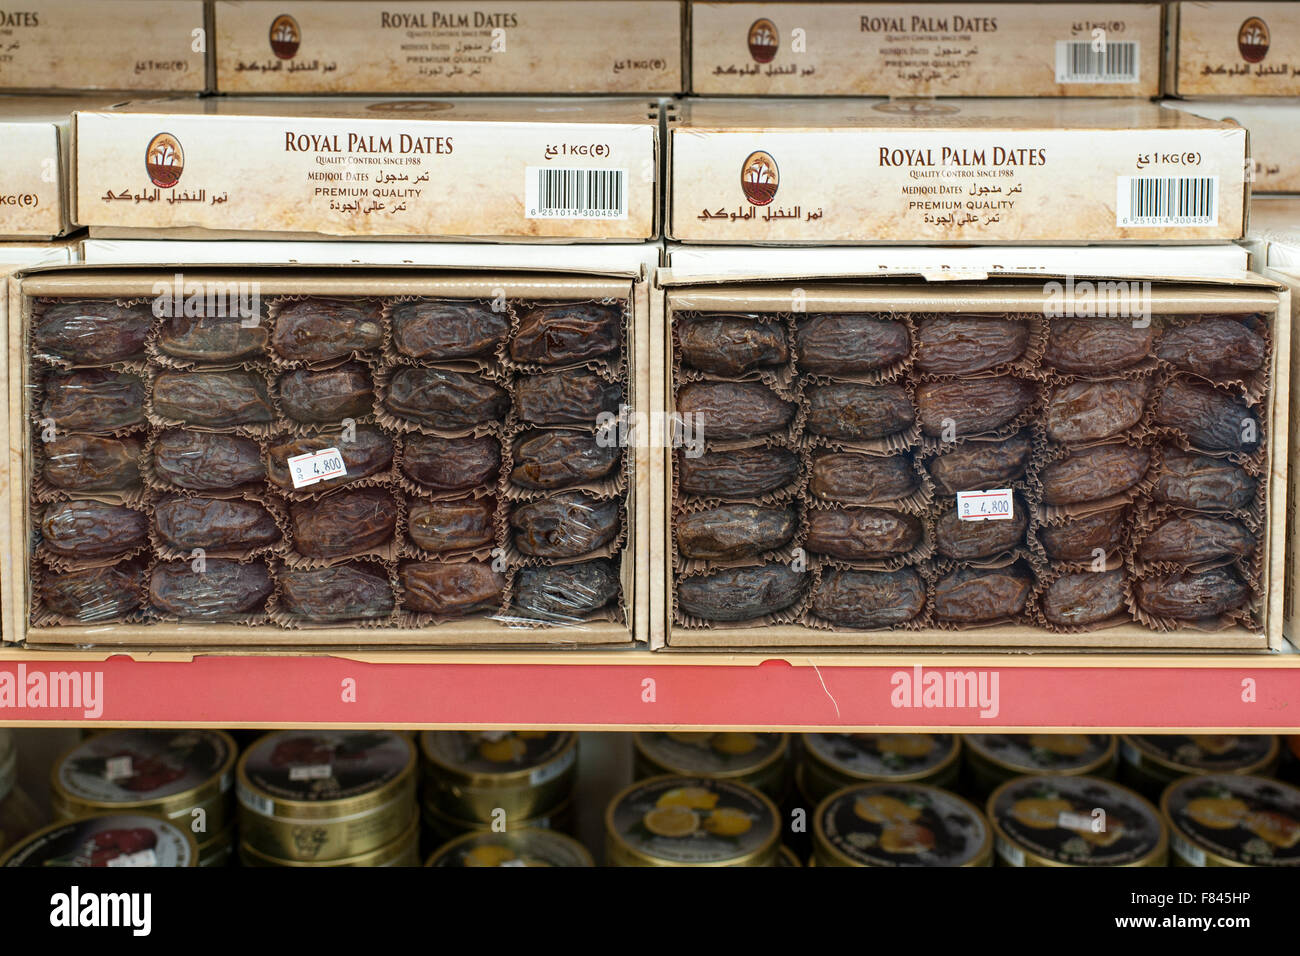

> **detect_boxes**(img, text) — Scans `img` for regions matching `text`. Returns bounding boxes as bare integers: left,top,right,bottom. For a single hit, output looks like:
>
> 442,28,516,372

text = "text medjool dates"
42,435,141,492
935,503,1027,560
154,497,281,553
407,498,496,553
795,314,909,375
1039,444,1151,505
927,432,1032,495
157,315,269,363
810,453,917,504
679,316,787,376
812,569,925,628
1134,567,1249,621
1156,317,1266,380
1039,507,1126,562
675,504,797,561
1042,571,1127,627
279,565,395,621
152,430,265,490
40,501,147,560
916,377,1036,439
915,316,1029,375
1045,379,1149,444
805,383,915,442
271,298,383,363
266,426,393,490
510,492,619,558
512,560,621,621
33,300,151,364
152,370,274,427
677,564,807,622
1042,319,1155,373
385,367,509,428
400,561,504,616
511,302,621,366
1153,447,1256,512
39,561,146,623
515,371,621,426
805,508,922,560
42,370,145,432
402,434,500,491
1138,515,1254,565
291,488,397,559
390,299,507,360
511,430,619,489
148,559,273,619
1154,380,1258,452
676,382,794,440
676,447,800,499
934,565,1033,623
278,363,372,423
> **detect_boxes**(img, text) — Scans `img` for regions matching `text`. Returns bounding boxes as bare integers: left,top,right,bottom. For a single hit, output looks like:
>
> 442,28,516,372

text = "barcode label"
1055,41,1139,83
526,167,627,220
996,836,1026,867
1171,832,1207,867
237,782,274,816
1116,176,1218,227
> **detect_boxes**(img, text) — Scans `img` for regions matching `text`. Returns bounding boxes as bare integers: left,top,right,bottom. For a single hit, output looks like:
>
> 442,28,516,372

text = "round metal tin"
1162,774,1300,867
419,730,577,822
239,816,420,868
426,828,595,867
1120,736,1279,799
0,811,198,868
813,783,992,867
633,732,789,800
964,734,1117,797
801,734,961,803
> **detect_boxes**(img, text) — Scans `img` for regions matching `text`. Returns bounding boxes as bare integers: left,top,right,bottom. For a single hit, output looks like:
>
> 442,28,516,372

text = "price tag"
1057,810,1098,833
285,447,347,489
107,849,158,868
288,764,333,781
105,756,134,781
955,489,1013,521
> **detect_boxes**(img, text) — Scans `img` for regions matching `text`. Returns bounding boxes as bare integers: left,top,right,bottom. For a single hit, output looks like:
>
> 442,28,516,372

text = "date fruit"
42,434,141,492
927,432,1032,495
1134,567,1249,621
935,501,1026,560
675,504,797,561
915,316,1029,375
676,564,807,622
390,299,507,360
266,426,393,491
511,430,619,489
149,559,272,619
291,488,397,558
404,434,500,491
1042,571,1126,627
152,429,265,490
33,300,151,364
1154,380,1258,452
916,377,1036,439
805,508,922,560
810,453,917,503
679,316,787,376
795,314,909,375
278,363,372,423
511,302,622,366
676,446,799,499
271,298,383,363
41,501,147,560
676,382,794,440
1039,507,1126,562
1152,446,1256,512
1138,515,1254,565
385,367,509,428
514,371,621,427
1042,318,1155,373
511,491,620,558
512,559,620,621
154,497,281,553
157,315,269,363
400,561,503,616
1044,379,1149,444
42,370,145,432
933,565,1033,623
152,370,274,427
1156,317,1266,380
408,498,496,553
279,564,395,621
812,568,925,628
805,383,915,442
39,561,145,622
1039,444,1150,505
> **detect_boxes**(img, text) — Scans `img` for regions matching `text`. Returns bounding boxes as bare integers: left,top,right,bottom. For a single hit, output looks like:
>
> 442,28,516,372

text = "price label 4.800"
955,489,1014,522
285,447,347,489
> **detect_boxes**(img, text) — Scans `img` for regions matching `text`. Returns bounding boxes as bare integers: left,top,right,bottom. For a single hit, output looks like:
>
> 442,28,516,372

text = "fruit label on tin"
956,489,1013,521
612,778,776,865
1164,774,1300,867
57,731,233,804
105,848,159,868
819,784,989,867
1123,734,1276,774
991,776,1163,866
2,815,194,868
430,830,592,868
637,732,784,776
422,731,573,777
243,731,410,802
286,447,347,488
967,734,1113,774
805,733,956,779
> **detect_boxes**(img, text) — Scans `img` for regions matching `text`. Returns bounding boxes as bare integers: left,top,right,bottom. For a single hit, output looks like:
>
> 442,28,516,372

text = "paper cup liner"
1148,372,1269,473
1031,564,1135,634
267,558,400,629
929,556,1042,631
799,560,935,633
31,428,149,507
799,374,920,455
31,360,151,439
382,293,509,370
29,296,155,370
148,488,291,563
505,296,630,382
279,486,405,569
499,424,627,503
915,373,1043,453
913,311,1044,381
140,555,273,626
29,554,154,628
140,428,269,499
789,309,915,386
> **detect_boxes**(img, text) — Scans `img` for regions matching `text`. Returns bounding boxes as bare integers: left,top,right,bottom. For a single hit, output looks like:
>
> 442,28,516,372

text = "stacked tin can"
0,729,44,857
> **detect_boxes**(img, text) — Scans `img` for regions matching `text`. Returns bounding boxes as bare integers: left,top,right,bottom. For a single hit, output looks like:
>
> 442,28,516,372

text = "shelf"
2,647,1298,731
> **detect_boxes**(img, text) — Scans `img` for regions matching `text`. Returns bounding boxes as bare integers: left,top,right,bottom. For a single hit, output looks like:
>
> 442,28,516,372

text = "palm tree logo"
144,133,184,188
748,19,779,64
270,14,301,60
1238,18,1269,63
741,151,779,205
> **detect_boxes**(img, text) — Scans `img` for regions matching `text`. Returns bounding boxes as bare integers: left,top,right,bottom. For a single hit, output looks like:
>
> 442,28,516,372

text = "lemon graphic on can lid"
1010,797,1073,829
643,805,700,838
1186,795,1249,829
478,736,527,764
854,793,921,825
712,733,759,756
704,807,753,837
466,844,520,867
656,786,719,810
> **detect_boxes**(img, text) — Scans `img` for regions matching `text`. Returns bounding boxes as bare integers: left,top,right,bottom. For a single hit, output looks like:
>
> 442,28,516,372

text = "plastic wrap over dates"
271,298,383,363
42,370,145,432
148,559,273,619
515,371,621,426
402,434,500,491
278,363,373,423
676,447,800,499
390,299,507,360
1156,317,1266,380
511,430,619,489
279,565,395,621
512,559,620,621
679,316,787,376
40,501,147,560
795,314,909,375
1042,571,1126,627
42,435,141,492
1154,380,1258,452
805,508,922,560
385,367,509,428
1153,447,1256,512
1042,319,1155,373
915,316,1029,375
927,432,1032,495
290,488,397,558
153,430,265,490
40,561,146,622
511,302,622,366
810,453,917,503
1138,515,1254,565
510,492,619,558
935,502,1027,560
407,498,496,553
157,315,269,363
933,565,1033,623
675,504,797,561
33,300,151,364
1044,380,1149,444
677,564,807,622
804,383,914,442
400,561,504,616
152,370,274,427
1134,567,1249,621
676,382,794,440
916,377,1036,439
812,569,925,628
266,427,393,490
154,497,281,553
1039,444,1150,505
1039,507,1126,562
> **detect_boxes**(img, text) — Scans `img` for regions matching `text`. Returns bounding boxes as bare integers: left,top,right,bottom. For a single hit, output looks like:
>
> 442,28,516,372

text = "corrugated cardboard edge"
1262,266,1300,650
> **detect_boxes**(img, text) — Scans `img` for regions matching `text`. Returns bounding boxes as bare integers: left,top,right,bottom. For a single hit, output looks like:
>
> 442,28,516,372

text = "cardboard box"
691,2,1161,97
74,97,662,242
6,251,652,648
1243,196,1300,270
667,98,1249,244
214,0,684,95
0,1,207,93
652,245,1290,652
1164,98,1300,195
1167,2,1300,97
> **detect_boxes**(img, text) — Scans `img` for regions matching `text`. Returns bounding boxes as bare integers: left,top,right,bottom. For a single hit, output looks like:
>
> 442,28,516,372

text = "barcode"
1116,176,1218,227
525,166,628,220
1055,40,1139,83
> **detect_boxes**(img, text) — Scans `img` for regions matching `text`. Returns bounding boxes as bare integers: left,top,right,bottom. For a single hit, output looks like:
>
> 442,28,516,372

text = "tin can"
420,790,575,847
1120,735,1280,800
964,734,1117,799
0,811,198,867
198,824,236,868
775,845,802,867
1162,774,1300,867
1281,736,1300,785
0,730,44,857
605,775,780,867
813,783,992,867
239,816,420,867
634,732,790,801
419,731,576,823
988,775,1167,867
236,730,417,863
426,828,595,867
800,734,961,804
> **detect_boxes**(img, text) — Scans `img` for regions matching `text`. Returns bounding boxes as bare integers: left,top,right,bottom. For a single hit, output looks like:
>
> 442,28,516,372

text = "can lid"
814,783,991,867
52,729,236,812
419,731,575,787
1162,774,1300,867
804,733,960,783
1121,735,1279,776
0,811,198,868
634,732,788,779
238,730,414,807
988,775,1166,867
965,734,1116,776
426,828,594,867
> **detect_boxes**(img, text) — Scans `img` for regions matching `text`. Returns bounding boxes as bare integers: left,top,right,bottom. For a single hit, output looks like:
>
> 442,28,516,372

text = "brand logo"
50,887,151,937
144,132,183,188
889,665,1000,718
741,150,778,205
748,18,778,63
1238,17,1269,63
872,101,961,116
270,14,301,59
0,664,104,719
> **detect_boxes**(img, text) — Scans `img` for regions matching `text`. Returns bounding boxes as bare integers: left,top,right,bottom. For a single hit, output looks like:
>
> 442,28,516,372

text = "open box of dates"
654,264,1292,651
5,266,645,647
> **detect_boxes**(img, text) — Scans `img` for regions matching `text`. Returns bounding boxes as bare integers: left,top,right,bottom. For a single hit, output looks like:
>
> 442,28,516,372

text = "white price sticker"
286,447,347,489
1057,810,1098,832
104,756,134,781
288,764,333,781
956,489,1013,521
106,849,158,868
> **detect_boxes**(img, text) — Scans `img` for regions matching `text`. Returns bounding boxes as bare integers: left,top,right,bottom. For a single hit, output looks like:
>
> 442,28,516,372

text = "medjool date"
40,501,147,560
400,561,503,616
1039,444,1150,505
512,560,621,621
42,370,145,432
933,565,1033,623
1134,567,1249,621
390,299,507,360
810,453,917,503
916,378,1036,439
677,564,807,622
511,430,619,489
154,497,281,553
935,503,1027,560
1138,515,1254,565
805,508,922,560
1154,380,1258,452
157,315,268,363
271,298,383,363
266,427,393,491
927,432,1032,495
511,302,621,366
1042,319,1155,373
42,434,141,492
795,314,908,374
676,446,800,499
385,367,509,428
679,316,787,376
278,363,372,423
39,561,146,622
675,504,797,561
403,434,500,491
279,565,395,621
33,300,151,364
915,316,1029,375
514,371,620,426
148,559,272,619
1039,507,1127,562
408,498,496,553
152,370,273,427
805,383,914,441
812,569,925,628
1044,380,1149,445
152,430,265,490
1153,447,1256,512
1157,317,1266,380
676,382,793,440
510,492,619,558
1042,571,1127,627
290,488,397,558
